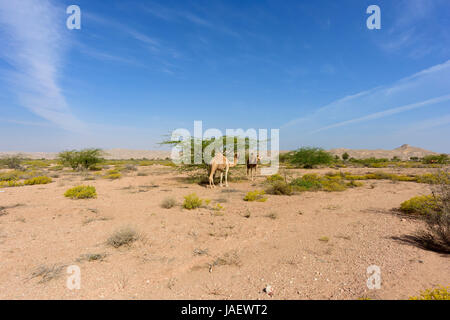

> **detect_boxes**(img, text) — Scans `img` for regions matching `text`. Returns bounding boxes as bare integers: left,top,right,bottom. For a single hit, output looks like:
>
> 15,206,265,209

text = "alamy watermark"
169,121,279,175
66,5,81,30
366,5,381,30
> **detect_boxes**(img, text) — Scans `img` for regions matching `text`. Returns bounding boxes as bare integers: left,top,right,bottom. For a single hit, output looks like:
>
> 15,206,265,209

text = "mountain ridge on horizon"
0,144,445,160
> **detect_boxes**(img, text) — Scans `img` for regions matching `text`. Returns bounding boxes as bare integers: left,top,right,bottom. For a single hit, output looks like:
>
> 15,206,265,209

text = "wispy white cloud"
143,2,239,38
312,94,450,133
282,60,450,133
378,0,449,58
0,0,85,132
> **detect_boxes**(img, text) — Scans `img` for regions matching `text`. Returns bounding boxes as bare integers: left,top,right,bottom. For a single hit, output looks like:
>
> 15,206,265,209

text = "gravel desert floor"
0,164,449,300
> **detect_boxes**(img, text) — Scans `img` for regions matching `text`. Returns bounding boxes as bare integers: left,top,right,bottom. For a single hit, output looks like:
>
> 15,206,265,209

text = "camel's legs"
225,167,229,187
209,171,215,188
219,172,223,187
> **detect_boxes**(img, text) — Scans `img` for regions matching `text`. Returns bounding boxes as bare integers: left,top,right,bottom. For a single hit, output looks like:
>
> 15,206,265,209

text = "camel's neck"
229,156,238,167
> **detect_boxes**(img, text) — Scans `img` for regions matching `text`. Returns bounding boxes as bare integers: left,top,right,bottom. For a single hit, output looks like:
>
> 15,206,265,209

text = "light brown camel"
246,153,260,181
207,152,238,188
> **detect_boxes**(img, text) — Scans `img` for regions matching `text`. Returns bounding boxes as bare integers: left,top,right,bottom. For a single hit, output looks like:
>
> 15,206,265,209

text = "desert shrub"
290,174,323,191
347,180,364,188
400,195,439,215
244,190,267,202
0,180,24,188
266,174,284,183
0,155,22,169
409,286,450,300
183,193,203,209
321,180,347,192
58,149,104,170
161,197,177,209
422,154,449,165
289,147,334,168
107,227,139,248
24,176,52,185
49,165,64,171
123,164,137,171
416,172,450,185
266,181,292,195
0,171,21,181
342,152,349,161
64,185,97,199
105,173,121,180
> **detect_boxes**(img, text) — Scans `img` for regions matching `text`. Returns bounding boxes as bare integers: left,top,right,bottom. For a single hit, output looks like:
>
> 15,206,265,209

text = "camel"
207,152,238,188
246,153,260,181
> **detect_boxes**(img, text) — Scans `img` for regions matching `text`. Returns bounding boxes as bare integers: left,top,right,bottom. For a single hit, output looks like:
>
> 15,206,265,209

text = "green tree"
58,149,104,170
342,152,349,161
290,147,334,168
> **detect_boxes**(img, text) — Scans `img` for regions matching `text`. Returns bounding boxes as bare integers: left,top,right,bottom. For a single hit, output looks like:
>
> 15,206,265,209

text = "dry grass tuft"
107,226,140,248
30,264,65,283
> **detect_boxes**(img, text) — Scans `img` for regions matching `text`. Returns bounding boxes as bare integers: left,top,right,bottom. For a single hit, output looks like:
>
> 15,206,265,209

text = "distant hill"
328,144,440,160
0,144,444,161
0,149,172,160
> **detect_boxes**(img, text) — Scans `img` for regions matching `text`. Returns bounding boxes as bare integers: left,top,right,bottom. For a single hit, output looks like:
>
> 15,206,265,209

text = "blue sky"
0,0,449,152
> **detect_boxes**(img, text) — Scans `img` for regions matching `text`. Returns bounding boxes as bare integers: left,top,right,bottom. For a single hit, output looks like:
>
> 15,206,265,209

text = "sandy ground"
0,165,449,300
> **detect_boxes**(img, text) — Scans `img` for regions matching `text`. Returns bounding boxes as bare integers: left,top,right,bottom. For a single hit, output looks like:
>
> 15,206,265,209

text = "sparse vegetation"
244,190,268,202
77,253,107,262
409,286,450,300
183,193,203,209
30,264,65,283
107,226,140,248
161,197,177,209
105,172,121,180
265,212,278,219
0,154,22,169
212,251,242,267
24,176,52,185
266,180,293,195
422,154,449,165
400,195,438,216
64,185,97,199
398,171,450,253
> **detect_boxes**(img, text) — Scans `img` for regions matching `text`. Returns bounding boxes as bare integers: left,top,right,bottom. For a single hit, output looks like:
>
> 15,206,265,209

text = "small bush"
416,172,450,185
106,173,121,180
290,174,323,191
183,193,203,209
409,286,450,300
161,197,177,209
24,176,52,185
107,227,139,248
400,195,439,215
321,180,347,192
0,171,21,181
266,181,292,195
64,185,97,199
0,180,24,188
244,190,267,202
266,174,284,183
347,180,364,188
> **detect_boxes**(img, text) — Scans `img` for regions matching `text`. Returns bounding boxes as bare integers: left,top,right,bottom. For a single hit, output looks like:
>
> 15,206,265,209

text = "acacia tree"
289,147,334,168
58,148,104,170
160,135,262,170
